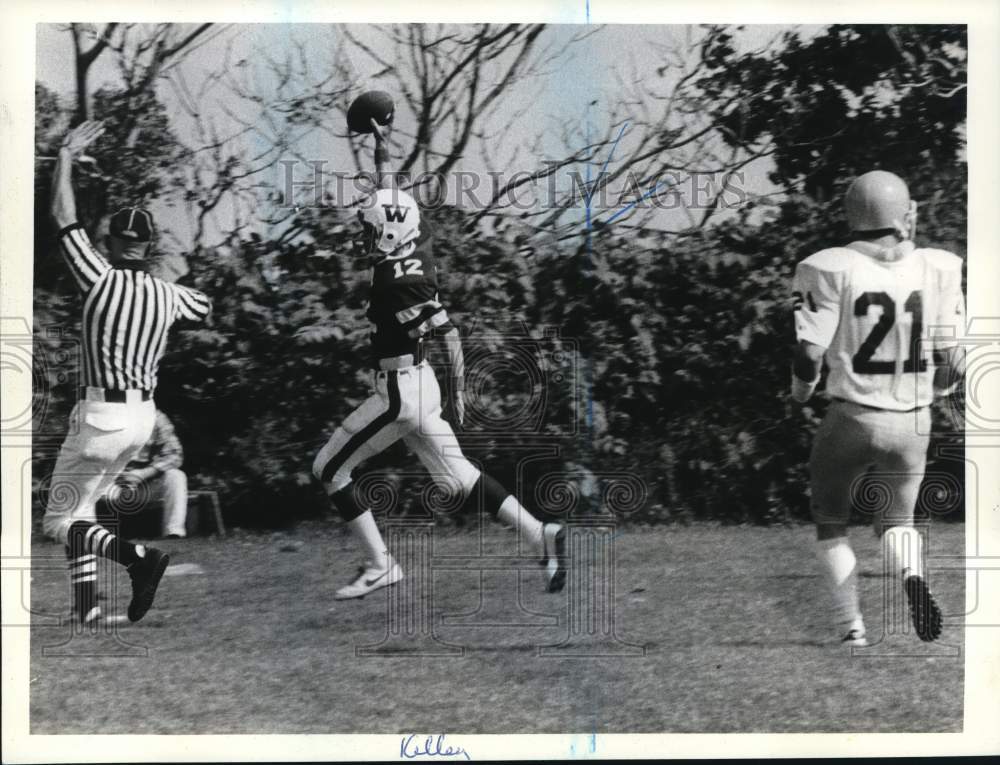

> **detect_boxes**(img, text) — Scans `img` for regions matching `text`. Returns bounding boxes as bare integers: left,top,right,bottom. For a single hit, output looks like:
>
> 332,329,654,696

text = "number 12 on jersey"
852,289,926,374
393,259,424,278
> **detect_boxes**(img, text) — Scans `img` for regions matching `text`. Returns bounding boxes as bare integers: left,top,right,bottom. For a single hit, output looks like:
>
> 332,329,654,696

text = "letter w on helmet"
383,205,408,223
356,188,421,255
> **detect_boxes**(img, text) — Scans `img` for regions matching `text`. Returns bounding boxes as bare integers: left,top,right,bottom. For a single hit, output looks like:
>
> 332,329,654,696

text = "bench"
186,490,226,537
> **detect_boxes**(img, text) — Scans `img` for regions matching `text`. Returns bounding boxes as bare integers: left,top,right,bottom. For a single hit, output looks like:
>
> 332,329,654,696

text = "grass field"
29,521,965,734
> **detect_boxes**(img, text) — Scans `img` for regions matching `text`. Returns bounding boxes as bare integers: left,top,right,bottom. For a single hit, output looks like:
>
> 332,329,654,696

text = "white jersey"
793,241,964,411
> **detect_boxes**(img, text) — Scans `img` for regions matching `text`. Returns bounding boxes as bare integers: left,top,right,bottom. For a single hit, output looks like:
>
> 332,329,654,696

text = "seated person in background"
112,409,189,538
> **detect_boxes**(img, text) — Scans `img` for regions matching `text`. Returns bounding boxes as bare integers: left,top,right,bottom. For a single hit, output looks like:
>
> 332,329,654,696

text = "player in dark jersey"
312,123,566,599
365,215,444,367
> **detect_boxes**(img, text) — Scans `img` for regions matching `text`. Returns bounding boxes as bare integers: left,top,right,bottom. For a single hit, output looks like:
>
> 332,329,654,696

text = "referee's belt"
831,397,927,414
82,387,153,403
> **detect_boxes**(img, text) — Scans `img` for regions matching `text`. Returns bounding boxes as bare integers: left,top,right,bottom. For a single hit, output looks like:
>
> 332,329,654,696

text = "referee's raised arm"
51,121,104,231
51,121,110,292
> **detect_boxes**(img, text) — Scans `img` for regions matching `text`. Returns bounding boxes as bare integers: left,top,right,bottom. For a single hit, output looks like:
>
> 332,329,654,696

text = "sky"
35,23,824,252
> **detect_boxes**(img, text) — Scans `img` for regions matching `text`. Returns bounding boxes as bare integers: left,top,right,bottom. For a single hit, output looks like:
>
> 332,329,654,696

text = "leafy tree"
33,24,968,528
698,25,966,201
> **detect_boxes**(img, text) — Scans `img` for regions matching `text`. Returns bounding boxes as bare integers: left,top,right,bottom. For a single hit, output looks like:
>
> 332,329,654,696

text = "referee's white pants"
43,399,156,545
312,361,481,500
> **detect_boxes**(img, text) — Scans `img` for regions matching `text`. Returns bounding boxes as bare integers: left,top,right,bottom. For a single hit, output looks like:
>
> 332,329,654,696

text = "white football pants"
43,397,157,544
312,361,480,498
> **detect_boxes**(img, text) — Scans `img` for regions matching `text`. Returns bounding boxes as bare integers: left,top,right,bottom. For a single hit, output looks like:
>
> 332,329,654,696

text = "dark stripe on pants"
321,371,401,485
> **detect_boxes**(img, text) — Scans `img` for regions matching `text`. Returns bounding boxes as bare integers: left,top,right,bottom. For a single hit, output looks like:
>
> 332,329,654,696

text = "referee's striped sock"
67,520,145,568
65,546,98,622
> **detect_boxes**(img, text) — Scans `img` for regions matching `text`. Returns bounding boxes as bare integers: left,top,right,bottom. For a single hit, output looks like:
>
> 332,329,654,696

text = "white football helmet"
356,188,420,255
844,170,917,240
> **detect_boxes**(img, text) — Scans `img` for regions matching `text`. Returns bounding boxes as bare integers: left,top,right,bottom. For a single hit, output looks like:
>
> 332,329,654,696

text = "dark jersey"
366,227,450,362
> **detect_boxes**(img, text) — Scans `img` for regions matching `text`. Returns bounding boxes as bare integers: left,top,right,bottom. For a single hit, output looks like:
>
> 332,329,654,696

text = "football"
346,90,395,134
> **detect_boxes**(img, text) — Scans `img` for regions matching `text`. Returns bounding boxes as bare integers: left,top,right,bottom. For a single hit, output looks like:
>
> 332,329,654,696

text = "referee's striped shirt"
59,223,212,392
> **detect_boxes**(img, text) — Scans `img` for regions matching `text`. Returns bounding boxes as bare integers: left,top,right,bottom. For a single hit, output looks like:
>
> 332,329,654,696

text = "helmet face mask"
356,214,380,255
900,200,918,242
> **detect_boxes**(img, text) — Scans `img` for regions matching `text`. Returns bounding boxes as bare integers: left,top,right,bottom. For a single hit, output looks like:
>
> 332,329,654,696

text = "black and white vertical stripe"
59,224,211,391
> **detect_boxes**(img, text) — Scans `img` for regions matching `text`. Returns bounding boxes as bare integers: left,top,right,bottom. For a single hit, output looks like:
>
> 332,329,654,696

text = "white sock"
883,525,924,580
348,510,390,569
496,496,544,552
815,537,862,627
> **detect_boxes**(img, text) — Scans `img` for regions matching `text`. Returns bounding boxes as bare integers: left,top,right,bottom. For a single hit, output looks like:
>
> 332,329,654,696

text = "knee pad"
463,472,511,518
330,483,366,522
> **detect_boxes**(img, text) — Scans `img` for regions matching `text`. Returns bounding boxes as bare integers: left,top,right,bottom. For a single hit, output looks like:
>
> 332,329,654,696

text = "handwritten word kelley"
400,734,471,761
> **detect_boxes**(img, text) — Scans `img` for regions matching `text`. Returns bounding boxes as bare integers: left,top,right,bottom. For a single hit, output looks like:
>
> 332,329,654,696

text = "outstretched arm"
370,118,392,190
51,120,104,230
52,121,111,291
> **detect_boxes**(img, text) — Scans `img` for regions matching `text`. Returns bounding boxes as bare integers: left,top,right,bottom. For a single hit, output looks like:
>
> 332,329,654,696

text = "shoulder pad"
916,247,964,273
798,247,856,274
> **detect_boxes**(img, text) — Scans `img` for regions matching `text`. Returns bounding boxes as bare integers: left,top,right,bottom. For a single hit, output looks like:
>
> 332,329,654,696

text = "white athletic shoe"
840,619,868,647
334,559,403,600
541,523,567,593
69,605,102,626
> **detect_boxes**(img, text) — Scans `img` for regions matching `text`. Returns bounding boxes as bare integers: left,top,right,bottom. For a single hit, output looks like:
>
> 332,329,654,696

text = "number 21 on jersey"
852,290,926,374
393,259,424,278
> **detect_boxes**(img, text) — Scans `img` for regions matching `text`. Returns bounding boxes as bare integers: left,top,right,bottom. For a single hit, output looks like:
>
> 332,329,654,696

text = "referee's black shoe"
127,548,170,622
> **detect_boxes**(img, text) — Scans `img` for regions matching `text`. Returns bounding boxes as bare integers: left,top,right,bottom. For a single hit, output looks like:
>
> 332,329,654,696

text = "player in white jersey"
791,170,965,646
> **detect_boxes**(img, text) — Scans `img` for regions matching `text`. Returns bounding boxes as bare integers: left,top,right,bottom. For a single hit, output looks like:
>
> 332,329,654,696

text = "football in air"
347,90,395,134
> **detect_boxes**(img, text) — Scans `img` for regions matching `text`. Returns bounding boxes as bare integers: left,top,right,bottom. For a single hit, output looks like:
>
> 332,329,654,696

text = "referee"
43,121,212,625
